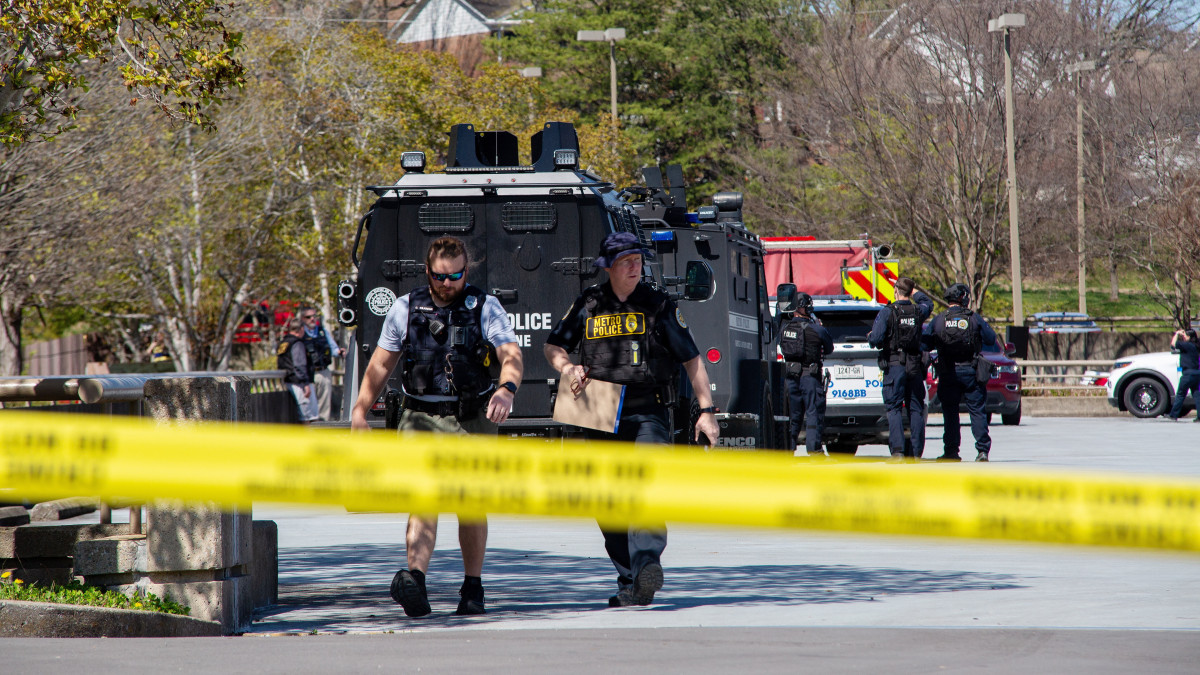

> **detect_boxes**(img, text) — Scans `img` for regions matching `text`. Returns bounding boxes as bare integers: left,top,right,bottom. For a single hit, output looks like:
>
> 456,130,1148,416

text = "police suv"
337,122,787,448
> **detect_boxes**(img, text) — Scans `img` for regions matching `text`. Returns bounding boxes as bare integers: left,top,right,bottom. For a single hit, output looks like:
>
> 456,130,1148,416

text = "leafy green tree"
0,0,244,144
491,0,795,197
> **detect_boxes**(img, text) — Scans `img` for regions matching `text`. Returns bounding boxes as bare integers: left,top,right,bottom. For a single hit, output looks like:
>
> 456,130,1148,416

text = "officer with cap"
779,292,834,455
351,236,523,618
923,283,998,462
544,231,720,608
868,277,933,460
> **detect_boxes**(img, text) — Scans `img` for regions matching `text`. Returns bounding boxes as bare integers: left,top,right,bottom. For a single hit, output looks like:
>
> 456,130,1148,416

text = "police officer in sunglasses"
351,236,523,619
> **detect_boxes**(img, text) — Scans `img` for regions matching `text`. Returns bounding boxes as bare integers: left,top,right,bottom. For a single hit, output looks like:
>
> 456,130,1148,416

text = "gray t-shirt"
377,286,518,400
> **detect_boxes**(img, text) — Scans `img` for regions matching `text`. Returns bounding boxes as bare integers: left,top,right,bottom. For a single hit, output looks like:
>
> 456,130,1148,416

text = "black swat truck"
337,122,788,449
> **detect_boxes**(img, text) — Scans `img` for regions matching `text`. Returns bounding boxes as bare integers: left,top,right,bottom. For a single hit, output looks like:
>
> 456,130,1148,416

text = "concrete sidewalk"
248,417,1200,635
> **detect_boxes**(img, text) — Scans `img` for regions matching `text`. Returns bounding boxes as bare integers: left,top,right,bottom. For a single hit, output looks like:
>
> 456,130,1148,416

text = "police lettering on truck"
506,312,554,347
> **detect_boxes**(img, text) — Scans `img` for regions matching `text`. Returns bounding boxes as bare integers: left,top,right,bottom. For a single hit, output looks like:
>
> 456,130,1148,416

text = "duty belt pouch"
785,362,804,377
973,354,996,386
456,396,480,422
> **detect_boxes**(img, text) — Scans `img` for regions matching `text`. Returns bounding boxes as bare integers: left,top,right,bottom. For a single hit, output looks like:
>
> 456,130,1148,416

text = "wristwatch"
697,406,718,414
499,381,518,394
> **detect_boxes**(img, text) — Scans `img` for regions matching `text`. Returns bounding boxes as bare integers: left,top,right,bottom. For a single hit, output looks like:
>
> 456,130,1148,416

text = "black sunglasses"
429,267,466,282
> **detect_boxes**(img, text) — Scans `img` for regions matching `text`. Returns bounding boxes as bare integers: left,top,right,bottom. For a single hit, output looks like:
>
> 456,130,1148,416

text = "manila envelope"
552,377,625,434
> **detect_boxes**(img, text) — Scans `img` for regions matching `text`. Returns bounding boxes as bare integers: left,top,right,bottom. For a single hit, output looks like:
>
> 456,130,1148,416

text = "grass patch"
0,571,189,615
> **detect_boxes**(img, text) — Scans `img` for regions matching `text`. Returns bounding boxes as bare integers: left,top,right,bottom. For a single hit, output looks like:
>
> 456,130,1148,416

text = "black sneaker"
455,580,486,616
631,562,663,606
934,454,962,462
975,451,989,462
390,569,431,618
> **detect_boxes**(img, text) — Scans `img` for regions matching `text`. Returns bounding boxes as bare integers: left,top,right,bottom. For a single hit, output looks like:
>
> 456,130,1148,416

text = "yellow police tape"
1,411,1198,553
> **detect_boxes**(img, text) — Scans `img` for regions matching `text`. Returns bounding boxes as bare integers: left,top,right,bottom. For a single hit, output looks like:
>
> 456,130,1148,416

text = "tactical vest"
577,284,675,389
303,325,333,370
277,334,309,384
402,285,491,398
887,302,922,366
936,306,978,363
780,317,824,376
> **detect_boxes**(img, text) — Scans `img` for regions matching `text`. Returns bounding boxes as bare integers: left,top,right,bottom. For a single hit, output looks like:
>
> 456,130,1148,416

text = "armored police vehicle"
337,122,788,448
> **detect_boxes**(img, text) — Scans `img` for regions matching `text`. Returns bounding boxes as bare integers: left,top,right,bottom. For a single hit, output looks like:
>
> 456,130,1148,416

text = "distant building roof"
397,0,493,43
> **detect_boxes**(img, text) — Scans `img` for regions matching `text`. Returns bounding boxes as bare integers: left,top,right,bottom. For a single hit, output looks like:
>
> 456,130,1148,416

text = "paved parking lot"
7,416,1199,673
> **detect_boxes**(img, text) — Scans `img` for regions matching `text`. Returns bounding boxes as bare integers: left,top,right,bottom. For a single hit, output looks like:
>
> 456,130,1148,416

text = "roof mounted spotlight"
553,148,578,170
696,205,718,222
401,151,426,173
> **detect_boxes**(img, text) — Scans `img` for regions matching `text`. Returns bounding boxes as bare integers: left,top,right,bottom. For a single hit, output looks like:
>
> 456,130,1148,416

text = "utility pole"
1067,60,1096,316
990,13,1026,326
577,28,626,120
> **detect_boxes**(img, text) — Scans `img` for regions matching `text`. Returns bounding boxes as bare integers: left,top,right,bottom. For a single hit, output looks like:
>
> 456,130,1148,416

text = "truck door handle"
491,289,518,304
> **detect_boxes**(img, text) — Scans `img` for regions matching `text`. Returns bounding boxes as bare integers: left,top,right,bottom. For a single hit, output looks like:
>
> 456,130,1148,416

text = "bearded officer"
351,236,523,617
779,292,834,455
543,231,720,608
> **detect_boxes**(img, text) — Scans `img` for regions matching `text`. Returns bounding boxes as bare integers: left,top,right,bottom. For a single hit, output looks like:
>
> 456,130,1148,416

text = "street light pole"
577,28,626,120
1067,60,1096,316
990,13,1026,326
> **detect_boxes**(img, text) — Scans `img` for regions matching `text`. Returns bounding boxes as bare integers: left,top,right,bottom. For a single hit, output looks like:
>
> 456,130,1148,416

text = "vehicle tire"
757,385,776,450
827,442,857,455
1001,402,1022,426
986,412,993,426
1122,377,1169,418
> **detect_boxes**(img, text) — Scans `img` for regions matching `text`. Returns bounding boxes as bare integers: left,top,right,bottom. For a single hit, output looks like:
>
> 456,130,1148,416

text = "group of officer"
276,306,342,423
777,278,999,462
340,229,1000,618
349,232,717,618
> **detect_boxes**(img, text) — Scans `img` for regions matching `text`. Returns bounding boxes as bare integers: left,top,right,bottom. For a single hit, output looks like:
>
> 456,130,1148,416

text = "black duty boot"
456,577,486,615
391,569,431,618
631,562,664,606
608,575,634,607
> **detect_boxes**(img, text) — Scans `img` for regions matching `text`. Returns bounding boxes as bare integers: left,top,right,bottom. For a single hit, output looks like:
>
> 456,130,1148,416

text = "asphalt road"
6,416,1200,673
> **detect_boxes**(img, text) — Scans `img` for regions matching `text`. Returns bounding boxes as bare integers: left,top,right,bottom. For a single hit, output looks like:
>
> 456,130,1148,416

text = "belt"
622,388,667,410
402,396,463,418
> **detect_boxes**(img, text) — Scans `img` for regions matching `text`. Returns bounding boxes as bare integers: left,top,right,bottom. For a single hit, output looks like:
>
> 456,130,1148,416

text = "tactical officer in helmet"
779,291,834,455
923,283,998,462
867,277,933,460
544,231,720,608
351,236,524,618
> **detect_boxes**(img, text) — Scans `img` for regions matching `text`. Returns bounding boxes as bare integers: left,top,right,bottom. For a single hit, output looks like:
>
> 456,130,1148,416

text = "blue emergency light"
650,230,675,242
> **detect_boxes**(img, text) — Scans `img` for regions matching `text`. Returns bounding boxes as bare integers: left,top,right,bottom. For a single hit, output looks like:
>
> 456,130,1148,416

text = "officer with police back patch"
544,231,719,608
779,292,834,455
868,277,933,461
351,236,523,618
923,283,998,462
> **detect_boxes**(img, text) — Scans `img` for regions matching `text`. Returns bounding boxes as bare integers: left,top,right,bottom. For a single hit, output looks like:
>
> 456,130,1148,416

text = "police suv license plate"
832,365,864,379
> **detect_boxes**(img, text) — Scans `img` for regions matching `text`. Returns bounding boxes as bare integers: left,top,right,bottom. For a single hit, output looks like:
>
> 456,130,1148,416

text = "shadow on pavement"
251,544,1023,632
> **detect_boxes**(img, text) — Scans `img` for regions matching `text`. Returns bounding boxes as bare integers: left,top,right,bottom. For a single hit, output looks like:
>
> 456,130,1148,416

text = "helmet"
943,283,971,306
795,292,814,313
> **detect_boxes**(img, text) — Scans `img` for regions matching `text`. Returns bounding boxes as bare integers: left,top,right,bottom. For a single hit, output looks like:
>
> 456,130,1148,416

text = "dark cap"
594,232,655,268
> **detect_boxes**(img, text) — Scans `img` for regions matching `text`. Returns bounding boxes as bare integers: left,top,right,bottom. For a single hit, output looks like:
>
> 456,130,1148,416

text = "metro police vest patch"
586,312,646,339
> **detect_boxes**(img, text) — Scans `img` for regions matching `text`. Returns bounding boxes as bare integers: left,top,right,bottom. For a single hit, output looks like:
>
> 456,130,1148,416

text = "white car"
1106,351,1195,418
